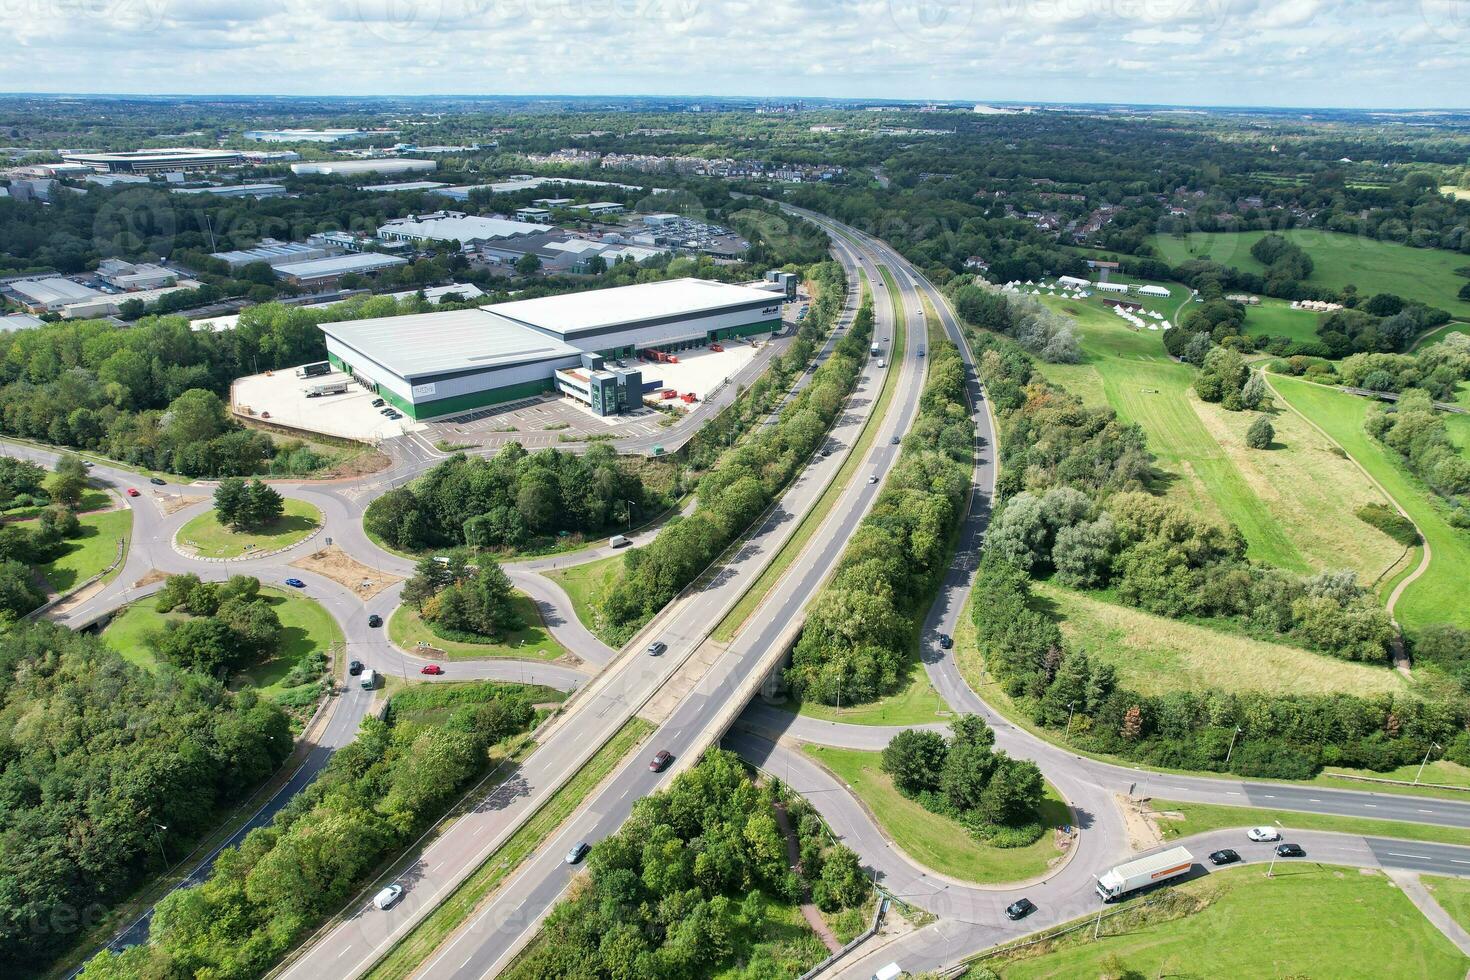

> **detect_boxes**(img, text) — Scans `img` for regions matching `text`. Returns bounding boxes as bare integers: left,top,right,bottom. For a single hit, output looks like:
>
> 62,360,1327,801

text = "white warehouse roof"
274,253,408,279
486,277,780,338
379,212,552,243
321,308,580,379
10,278,104,306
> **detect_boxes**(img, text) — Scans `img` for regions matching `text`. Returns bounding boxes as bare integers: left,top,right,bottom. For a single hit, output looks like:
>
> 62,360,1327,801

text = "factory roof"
485,277,779,337
320,308,580,379
10,277,104,306
379,212,552,242
273,253,408,279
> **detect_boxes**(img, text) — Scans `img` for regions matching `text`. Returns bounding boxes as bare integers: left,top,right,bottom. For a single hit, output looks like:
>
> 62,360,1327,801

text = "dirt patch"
158,493,207,516
1119,793,1166,852
290,545,403,598
556,651,584,669
134,569,171,589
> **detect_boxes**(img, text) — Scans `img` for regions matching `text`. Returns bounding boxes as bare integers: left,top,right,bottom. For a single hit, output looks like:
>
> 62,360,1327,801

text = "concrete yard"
635,340,761,410
232,368,422,441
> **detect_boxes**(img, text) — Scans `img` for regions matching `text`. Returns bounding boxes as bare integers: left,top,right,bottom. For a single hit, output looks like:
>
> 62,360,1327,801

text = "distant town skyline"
3,0,1467,110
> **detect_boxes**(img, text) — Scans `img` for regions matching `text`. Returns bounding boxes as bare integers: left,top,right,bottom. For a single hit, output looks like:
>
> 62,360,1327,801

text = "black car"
1275,843,1305,858
938,634,953,649
380,408,394,416
371,398,385,407
1005,898,1036,921
890,436,901,445
367,614,382,628
348,660,364,676
1208,849,1241,866
149,477,166,486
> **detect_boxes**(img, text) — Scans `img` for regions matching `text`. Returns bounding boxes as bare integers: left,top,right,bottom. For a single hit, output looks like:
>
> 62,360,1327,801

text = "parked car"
420,664,444,676
565,841,591,864
349,660,364,676
386,411,402,419
371,398,385,407
126,487,140,497
1005,898,1036,920
284,578,306,588
373,884,403,910
380,408,394,415
649,750,674,772
1275,843,1305,858
1247,827,1281,842
646,640,667,657
149,477,166,486
937,634,953,649
1208,849,1241,866
367,614,382,628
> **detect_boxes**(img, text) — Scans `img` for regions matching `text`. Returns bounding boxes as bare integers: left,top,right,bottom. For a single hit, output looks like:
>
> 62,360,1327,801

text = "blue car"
285,578,306,589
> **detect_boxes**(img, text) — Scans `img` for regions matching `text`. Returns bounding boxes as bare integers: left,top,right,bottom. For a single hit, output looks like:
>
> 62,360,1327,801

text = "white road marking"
337,946,353,959
1387,852,1430,860
1363,804,1377,808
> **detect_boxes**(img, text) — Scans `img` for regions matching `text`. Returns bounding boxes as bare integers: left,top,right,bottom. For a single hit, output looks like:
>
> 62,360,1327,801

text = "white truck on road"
1095,846,1193,902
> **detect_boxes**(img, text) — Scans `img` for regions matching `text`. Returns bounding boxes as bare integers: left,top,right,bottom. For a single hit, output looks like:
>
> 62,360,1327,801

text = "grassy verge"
176,498,321,559
711,269,897,643
387,595,568,662
364,717,653,980
1425,876,1470,934
37,506,131,593
800,745,1069,884
543,552,622,637
986,864,1468,979
1149,798,1470,849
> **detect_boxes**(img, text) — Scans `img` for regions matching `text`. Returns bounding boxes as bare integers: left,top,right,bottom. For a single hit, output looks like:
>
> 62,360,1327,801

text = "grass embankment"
987,865,1468,979
1426,876,1470,935
176,498,321,558
1149,228,1470,319
1037,581,1405,698
543,552,621,639
1271,374,1470,632
1149,798,1470,849
104,586,342,697
36,507,132,593
387,595,568,662
711,270,887,644
1036,290,1403,581
365,717,653,980
801,745,1069,884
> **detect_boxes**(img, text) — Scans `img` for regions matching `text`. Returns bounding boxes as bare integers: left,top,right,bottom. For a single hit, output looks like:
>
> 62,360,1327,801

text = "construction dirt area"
290,545,404,599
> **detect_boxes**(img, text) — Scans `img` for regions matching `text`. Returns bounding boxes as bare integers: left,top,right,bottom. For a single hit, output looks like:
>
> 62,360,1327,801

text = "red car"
649,750,674,772
126,488,140,497
420,664,444,676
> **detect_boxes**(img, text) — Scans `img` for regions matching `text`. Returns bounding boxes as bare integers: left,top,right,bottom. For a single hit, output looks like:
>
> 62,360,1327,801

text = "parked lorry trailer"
1095,846,1193,902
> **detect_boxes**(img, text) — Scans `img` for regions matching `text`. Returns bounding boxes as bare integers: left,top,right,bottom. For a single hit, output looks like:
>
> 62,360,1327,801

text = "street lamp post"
1065,701,1076,739
1415,742,1444,786
1225,726,1244,766
154,823,168,866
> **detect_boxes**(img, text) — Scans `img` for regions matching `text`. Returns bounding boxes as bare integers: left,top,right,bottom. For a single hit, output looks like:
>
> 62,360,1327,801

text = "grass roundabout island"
388,597,569,663
177,497,322,559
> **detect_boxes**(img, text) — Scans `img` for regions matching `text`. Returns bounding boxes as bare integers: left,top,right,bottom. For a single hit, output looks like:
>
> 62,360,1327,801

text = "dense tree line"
149,574,284,676
784,339,972,704
402,555,523,642
0,623,292,973
1365,390,1470,526
0,457,101,619
881,715,1047,847
365,443,654,552
1334,334,1470,400
505,750,869,980
593,268,863,644
79,681,541,979
949,281,1079,363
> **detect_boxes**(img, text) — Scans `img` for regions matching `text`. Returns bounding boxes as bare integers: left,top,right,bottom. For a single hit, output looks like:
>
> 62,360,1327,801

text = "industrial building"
8,277,104,312
319,277,786,420
61,148,244,173
244,129,393,142
359,180,448,193
171,183,287,199
272,252,408,288
290,159,435,177
377,211,552,247
96,259,177,291
211,239,336,271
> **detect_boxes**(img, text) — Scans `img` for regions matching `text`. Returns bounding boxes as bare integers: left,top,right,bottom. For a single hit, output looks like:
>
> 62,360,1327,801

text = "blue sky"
3,0,1467,109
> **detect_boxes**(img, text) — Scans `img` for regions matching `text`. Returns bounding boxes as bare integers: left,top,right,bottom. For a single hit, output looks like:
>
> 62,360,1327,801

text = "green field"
785,659,949,727
989,865,1469,979
387,595,568,662
1426,876,1470,934
1271,374,1470,631
1412,321,1470,352
1036,293,1404,581
543,552,621,640
1241,297,1323,344
801,745,1069,884
177,498,321,559
1149,798,1470,849
36,507,132,594
1038,582,1406,698
104,587,342,696
1149,228,1470,319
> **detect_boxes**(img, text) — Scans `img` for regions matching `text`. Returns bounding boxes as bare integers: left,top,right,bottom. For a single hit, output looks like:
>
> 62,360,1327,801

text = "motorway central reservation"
318,275,794,419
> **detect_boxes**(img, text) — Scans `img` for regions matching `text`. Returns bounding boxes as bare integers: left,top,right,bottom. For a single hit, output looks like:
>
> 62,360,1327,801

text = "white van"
609,534,631,548
877,359,886,368
873,964,902,980
373,884,403,910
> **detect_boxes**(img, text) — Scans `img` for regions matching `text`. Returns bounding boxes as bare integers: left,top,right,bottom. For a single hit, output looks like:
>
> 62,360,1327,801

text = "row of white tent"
1109,303,1172,331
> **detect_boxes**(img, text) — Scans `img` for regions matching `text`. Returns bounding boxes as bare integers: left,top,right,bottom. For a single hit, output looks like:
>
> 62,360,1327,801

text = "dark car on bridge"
1005,898,1036,920
649,750,674,772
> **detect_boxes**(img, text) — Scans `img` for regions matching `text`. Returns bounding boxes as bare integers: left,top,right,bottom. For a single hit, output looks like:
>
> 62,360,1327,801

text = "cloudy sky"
3,0,1467,108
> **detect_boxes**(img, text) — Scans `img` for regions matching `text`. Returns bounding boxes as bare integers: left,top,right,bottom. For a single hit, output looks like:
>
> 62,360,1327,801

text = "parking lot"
233,368,419,442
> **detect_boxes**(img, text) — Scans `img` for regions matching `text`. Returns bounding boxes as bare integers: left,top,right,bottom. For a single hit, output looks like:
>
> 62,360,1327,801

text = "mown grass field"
177,498,321,559
36,507,131,593
990,865,1468,979
1241,296,1323,344
544,552,621,639
387,594,567,662
104,586,342,696
1149,228,1470,319
1149,798,1470,849
1035,293,1403,581
1426,876,1470,934
801,745,1069,884
1037,582,1405,698
1271,374,1470,631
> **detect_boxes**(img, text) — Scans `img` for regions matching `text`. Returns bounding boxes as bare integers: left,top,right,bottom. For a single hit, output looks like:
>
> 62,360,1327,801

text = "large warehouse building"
319,277,786,420
60,148,244,172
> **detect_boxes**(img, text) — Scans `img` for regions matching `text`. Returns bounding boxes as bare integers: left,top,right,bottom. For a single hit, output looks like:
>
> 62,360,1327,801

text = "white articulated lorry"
1095,846,1193,902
